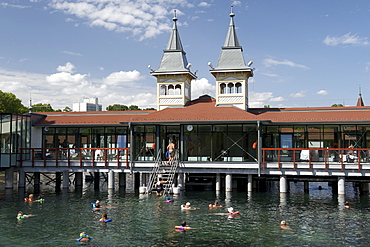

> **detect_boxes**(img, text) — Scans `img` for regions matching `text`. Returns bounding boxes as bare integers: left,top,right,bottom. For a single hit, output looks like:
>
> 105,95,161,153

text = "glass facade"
0,113,31,167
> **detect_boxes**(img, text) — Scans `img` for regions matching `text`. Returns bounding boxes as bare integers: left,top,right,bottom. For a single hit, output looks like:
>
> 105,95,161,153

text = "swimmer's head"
181,221,187,226
96,200,100,204
166,197,170,200
18,211,23,216
186,202,191,206
228,207,234,213
281,221,286,225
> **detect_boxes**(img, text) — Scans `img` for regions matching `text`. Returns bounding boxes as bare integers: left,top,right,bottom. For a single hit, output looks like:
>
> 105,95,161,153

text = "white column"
62,170,69,189
247,174,253,192
280,175,287,193
216,173,221,192
338,177,345,195
108,170,115,190
177,173,184,190
225,173,232,192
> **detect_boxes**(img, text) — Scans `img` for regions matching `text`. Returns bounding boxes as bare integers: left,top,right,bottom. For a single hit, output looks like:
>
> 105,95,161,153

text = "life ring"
101,219,112,223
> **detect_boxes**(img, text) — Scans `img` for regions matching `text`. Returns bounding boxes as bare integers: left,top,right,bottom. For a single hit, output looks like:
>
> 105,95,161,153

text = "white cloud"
104,70,143,85
317,90,328,95
48,0,196,40
191,78,215,99
232,1,242,6
290,91,306,98
57,62,76,73
199,2,211,7
261,72,278,77
249,92,284,107
46,71,87,85
323,32,369,46
62,51,82,56
263,58,309,69
1,3,30,8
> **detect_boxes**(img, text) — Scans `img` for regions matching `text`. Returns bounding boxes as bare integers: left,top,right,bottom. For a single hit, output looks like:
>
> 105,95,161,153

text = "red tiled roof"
33,96,370,126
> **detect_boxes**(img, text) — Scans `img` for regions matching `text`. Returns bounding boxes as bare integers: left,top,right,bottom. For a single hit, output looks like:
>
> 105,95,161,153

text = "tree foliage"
106,104,155,111
331,104,344,107
32,103,55,112
0,91,28,113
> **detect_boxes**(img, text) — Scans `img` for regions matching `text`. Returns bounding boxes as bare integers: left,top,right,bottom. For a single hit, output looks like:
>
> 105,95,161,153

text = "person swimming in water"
155,179,168,196
227,207,240,215
209,200,223,208
165,197,173,203
181,202,198,210
77,232,92,242
16,211,35,219
279,220,291,229
175,221,197,231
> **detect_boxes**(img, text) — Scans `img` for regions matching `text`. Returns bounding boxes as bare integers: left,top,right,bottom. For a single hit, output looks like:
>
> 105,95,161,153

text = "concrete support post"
119,172,126,189
18,169,25,188
216,173,221,192
55,172,62,193
75,172,83,187
94,172,100,190
125,173,135,193
62,170,69,189
34,172,41,193
279,175,287,193
247,174,253,192
108,170,115,190
5,167,14,189
338,177,345,195
304,181,309,194
177,173,184,190
225,173,232,192
361,182,369,195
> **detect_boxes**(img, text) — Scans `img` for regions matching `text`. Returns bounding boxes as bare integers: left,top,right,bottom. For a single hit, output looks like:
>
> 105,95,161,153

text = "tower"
209,7,253,110
150,11,197,111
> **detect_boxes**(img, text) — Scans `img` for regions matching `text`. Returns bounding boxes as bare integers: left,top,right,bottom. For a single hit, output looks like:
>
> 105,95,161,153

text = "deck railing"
19,148,130,168
262,148,370,172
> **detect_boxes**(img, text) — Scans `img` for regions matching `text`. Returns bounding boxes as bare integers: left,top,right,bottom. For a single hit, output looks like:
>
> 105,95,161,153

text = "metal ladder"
146,149,179,195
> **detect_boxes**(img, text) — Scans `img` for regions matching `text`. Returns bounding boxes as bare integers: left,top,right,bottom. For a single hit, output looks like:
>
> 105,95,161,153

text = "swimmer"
91,200,101,210
77,232,92,242
181,202,198,210
155,179,168,196
166,197,174,203
24,194,35,202
209,200,223,208
16,211,35,219
175,221,197,232
35,196,45,203
279,220,291,230
227,207,240,215
344,201,350,209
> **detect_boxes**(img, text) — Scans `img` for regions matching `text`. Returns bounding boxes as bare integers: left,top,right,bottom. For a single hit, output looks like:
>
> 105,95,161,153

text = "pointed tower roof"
356,88,365,106
151,11,196,78
212,7,251,72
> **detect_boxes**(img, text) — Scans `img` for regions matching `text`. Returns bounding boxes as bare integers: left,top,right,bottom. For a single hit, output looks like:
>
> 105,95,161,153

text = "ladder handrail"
163,151,179,195
146,149,162,194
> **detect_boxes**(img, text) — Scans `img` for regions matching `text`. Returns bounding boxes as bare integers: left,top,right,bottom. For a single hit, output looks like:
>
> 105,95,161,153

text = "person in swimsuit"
155,179,168,196
77,232,92,242
227,207,240,215
175,221,197,231
167,141,176,163
279,220,291,229
16,211,35,219
209,200,223,208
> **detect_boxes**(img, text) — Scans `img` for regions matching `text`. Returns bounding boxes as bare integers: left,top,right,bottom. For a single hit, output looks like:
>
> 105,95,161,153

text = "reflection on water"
0,181,369,246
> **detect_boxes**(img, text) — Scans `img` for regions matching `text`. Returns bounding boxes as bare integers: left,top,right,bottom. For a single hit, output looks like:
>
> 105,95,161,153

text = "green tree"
32,103,54,112
106,104,129,111
143,107,156,110
331,104,344,107
0,91,28,113
128,105,141,111
63,106,72,112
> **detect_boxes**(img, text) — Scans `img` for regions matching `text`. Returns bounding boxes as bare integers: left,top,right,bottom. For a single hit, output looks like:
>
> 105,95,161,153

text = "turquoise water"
0,182,370,246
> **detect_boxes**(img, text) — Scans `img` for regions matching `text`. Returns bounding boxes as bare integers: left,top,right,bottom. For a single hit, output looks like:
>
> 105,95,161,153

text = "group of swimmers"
17,194,45,220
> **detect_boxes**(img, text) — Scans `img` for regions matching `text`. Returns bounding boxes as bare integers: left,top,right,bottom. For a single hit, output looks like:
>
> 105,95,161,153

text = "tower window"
235,82,242,93
220,83,226,94
160,85,167,95
175,84,182,95
227,83,234,94
168,85,175,95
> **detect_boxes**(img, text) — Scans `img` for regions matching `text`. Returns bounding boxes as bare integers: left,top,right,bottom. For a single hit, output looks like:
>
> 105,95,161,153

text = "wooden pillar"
55,172,62,193
304,181,309,194
119,172,126,189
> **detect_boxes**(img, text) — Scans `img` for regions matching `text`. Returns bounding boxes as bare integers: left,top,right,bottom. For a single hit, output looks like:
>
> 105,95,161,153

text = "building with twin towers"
2,9,370,199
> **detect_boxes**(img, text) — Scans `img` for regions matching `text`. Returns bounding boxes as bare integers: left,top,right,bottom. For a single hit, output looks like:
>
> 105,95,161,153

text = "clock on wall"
187,125,193,131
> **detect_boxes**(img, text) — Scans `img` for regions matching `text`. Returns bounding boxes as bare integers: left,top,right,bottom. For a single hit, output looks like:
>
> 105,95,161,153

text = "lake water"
0,181,370,246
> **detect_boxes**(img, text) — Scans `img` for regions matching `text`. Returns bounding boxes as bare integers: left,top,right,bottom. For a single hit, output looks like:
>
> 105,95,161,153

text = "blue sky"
1,0,370,110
